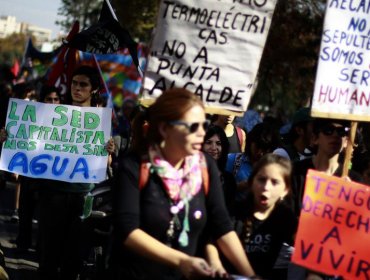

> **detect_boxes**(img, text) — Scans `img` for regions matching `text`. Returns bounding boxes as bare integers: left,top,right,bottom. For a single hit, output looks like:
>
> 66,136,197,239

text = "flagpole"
21,37,31,66
92,54,117,125
105,0,119,21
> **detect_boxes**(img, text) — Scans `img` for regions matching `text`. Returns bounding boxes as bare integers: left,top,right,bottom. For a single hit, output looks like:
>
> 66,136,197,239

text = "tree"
112,0,158,42
56,0,102,31
0,33,28,65
251,0,326,117
56,0,158,42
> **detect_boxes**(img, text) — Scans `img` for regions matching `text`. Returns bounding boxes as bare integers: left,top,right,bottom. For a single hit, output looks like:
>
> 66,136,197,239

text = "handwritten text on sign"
0,99,112,183
142,0,277,113
312,0,370,121
292,170,370,279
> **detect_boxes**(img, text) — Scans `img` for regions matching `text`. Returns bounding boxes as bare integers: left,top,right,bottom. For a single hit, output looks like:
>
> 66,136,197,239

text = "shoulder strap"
139,159,150,191
232,153,244,177
201,162,209,196
235,126,244,151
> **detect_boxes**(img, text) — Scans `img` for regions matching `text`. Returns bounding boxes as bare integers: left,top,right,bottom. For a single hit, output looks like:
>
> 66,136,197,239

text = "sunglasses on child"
169,120,210,133
320,125,349,137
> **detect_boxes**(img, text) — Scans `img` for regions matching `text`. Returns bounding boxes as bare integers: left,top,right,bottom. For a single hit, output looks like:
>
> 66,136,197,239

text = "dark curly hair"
203,125,229,171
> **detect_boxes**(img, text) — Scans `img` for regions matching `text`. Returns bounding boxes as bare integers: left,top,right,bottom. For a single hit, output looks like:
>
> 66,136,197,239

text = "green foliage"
0,33,28,65
251,0,326,116
112,0,158,42
56,0,102,31
56,0,158,42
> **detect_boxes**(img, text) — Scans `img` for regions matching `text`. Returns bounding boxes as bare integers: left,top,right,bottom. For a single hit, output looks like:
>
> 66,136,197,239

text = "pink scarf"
148,145,203,202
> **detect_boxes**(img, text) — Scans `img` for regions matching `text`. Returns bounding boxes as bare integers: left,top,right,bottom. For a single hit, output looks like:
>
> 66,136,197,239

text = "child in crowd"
232,154,297,279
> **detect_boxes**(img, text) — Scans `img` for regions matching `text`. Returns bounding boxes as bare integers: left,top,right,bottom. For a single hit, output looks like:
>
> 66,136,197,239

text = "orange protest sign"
292,169,370,279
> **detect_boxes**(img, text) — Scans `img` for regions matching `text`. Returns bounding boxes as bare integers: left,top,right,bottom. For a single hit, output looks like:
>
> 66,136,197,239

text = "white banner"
312,0,370,121
0,99,112,183
142,0,277,114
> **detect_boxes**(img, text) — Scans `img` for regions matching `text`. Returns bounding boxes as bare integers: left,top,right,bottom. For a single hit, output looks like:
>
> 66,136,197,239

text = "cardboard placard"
141,0,277,114
311,0,370,121
292,169,370,279
0,99,112,183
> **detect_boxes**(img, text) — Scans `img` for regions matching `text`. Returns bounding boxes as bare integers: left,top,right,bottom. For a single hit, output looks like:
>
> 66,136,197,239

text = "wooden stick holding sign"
341,121,358,178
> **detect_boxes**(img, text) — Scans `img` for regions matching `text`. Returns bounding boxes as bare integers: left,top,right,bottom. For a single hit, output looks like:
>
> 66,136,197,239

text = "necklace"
166,197,191,247
243,218,253,245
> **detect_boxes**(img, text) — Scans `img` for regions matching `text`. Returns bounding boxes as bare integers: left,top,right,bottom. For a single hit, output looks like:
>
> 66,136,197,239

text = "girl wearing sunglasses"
111,88,256,279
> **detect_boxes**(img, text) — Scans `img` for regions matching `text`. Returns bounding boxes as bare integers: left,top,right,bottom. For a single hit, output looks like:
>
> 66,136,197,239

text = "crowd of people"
0,64,370,280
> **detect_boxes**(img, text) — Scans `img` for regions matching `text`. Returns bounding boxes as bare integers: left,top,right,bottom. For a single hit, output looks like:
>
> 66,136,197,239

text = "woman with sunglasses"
291,118,362,217
110,88,256,279
291,118,362,280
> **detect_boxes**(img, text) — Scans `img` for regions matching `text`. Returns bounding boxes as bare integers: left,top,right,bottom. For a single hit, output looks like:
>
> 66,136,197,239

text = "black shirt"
291,158,362,217
112,152,232,280
234,203,297,280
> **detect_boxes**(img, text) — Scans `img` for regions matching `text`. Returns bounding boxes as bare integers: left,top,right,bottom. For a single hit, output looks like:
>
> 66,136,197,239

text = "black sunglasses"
169,120,210,133
321,125,349,137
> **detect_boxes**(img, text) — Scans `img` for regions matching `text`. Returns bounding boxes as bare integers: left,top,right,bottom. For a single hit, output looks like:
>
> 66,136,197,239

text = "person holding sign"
16,85,62,252
230,154,297,280
37,65,115,280
292,118,362,218
291,118,363,280
111,88,256,279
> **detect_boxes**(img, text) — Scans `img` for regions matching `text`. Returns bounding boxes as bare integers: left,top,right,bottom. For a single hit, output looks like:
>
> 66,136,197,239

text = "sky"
0,0,64,39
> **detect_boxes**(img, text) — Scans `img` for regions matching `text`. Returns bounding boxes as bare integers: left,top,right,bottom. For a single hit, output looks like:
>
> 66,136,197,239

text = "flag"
47,21,80,99
80,43,147,107
65,0,139,70
19,38,61,80
11,59,20,78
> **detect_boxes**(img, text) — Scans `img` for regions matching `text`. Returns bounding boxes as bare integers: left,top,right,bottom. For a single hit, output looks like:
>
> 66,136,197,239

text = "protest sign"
292,169,370,279
141,0,277,115
0,99,112,183
311,0,370,121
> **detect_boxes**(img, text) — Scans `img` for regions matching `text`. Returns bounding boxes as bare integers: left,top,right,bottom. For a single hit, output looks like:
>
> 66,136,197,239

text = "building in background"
0,16,21,38
0,15,51,46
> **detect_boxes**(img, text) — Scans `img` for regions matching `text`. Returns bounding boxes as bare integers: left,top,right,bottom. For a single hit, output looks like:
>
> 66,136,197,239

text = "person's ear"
282,188,288,198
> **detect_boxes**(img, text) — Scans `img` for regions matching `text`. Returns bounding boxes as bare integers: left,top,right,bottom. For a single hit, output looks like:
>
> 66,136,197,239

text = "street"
0,181,38,280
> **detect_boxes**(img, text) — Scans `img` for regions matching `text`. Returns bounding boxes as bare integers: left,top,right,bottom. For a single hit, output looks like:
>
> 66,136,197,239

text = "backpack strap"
235,126,244,151
200,154,209,196
139,158,150,190
232,153,244,177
